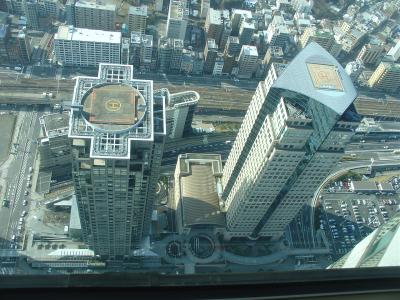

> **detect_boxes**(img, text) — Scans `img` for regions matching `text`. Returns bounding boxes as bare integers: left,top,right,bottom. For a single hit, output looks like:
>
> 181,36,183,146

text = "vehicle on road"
29,167,33,173
21,210,27,217
2,199,9,207
24,190,29,196
23,200,27,206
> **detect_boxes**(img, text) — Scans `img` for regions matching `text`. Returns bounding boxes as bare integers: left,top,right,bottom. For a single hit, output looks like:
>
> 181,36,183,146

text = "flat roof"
55,26,121,43
242,45,258,56
307,63,344,91
169,0,184,20
82,84,145,130
41,113,69,137
351,181,378,191
208,8,229,25
75,0,115,11
232,9,252,19
177,154,224,227
128,5,147,16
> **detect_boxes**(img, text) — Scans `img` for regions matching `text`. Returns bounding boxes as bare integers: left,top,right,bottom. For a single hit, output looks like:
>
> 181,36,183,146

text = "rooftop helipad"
82,84,146,131
306,63,344,91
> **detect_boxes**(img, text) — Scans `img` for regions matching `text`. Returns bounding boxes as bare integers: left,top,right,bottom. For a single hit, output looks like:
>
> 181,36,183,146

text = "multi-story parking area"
318,191,399,259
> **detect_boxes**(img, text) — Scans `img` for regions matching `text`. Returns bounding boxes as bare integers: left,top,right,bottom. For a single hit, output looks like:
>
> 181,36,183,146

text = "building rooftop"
142,34,153,47
55,26,121,43
169,0,185,20
272,42,357,115
354,90,400,119
128,5,147,16
41,113,69,138
307,63,344,91
69,64,165,159
241,45,258,56
208,8,229,25
227,36,239,44
75,0,115,11
241,19,255,29
232,9,252,19
173,38,184,49
82,84,146,131
207,38,217,49
177,153,225,228
155,89,199,109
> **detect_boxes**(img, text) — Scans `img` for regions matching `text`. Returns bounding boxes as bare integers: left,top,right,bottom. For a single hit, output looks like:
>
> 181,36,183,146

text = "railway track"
0,78,253,111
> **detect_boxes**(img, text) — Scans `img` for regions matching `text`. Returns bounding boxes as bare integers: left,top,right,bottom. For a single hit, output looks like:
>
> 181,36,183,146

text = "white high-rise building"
54,26,121,67
155,88,199,139
69,64,166,260
166,0,187,41
222,43,359,238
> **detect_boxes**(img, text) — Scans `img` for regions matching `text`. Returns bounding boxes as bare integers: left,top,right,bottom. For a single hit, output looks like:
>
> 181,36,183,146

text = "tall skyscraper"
222,42,359,238
69,64,166,260
166,0,187,41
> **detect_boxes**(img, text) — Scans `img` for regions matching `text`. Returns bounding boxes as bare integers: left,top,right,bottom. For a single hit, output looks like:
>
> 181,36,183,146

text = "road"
346,140,400,153
0,107,41,252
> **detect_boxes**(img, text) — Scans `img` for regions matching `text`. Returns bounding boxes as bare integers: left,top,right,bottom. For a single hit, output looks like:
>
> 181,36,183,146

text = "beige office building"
222,43,358,238
368,62,400,93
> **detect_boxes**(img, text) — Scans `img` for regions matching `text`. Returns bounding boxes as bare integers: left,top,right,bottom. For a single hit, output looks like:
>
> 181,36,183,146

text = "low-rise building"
174,153,225,235
37,113,71,194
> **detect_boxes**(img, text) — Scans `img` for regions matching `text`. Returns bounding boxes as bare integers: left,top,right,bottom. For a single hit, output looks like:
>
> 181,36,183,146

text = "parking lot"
318,190,399,258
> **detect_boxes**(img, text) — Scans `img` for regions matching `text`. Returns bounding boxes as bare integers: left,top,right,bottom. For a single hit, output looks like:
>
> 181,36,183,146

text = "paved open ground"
0,114,16,164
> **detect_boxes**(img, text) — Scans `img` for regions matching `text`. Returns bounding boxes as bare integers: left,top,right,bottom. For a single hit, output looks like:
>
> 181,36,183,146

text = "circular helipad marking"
105,99,122,112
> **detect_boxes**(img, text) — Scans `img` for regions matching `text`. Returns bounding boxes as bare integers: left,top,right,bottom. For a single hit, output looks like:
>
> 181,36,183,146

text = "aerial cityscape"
0,0,399,276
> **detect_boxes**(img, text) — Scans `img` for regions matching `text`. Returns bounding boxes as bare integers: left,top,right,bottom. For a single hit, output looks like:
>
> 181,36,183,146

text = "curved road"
309,159,400,247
